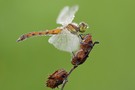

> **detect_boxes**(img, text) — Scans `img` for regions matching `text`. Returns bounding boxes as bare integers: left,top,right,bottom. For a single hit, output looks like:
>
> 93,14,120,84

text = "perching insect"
17,5,88,53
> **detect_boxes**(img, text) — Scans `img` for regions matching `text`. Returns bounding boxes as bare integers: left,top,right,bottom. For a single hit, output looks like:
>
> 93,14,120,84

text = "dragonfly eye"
79,22,88,33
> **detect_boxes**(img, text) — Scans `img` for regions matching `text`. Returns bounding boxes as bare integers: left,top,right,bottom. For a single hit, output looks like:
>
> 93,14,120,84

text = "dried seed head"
46,69,68,89
71,34,94,66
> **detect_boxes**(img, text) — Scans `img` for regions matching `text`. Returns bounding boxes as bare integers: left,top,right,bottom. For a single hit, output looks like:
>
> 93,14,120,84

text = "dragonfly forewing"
48,29,80,53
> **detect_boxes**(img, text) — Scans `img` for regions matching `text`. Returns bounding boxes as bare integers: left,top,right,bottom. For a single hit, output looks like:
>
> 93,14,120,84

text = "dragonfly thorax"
65,22,88,34
65,23,79,34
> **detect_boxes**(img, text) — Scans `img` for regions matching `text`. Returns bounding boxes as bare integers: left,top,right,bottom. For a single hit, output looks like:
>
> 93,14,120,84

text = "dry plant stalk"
46,34,99,90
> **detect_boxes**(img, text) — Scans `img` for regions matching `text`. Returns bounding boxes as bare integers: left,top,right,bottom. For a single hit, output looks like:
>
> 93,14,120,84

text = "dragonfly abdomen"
17,29,62,42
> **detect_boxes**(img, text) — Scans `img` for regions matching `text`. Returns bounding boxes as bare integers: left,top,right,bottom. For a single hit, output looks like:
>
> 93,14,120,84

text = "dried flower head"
46,69,68,89
71,34,99,65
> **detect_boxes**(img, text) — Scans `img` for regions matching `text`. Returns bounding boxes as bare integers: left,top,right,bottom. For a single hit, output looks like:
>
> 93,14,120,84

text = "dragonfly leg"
72,52,75,57
78,34,89,40
78,34,84,40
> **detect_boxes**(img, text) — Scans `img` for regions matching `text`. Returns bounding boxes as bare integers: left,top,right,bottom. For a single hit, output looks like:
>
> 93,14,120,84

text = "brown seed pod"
71,34,98,65
46,69,68,89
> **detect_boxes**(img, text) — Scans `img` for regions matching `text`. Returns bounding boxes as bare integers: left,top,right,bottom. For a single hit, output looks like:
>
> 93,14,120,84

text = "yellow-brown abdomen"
17,29,62,42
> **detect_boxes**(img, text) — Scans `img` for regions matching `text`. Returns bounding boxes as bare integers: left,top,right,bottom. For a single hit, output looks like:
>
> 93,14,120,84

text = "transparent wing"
56,5,79,26
48,29,80,53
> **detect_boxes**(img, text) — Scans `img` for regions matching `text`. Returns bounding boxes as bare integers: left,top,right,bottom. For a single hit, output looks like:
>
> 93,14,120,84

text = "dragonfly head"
79,22,89,33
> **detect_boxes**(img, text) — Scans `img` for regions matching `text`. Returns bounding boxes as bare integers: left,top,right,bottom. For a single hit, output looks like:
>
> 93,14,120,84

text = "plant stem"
61,41,99,90
61,65,78,90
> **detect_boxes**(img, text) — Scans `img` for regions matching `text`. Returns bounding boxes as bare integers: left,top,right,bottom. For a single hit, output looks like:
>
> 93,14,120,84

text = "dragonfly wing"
56,5,79,26
48,29,80,53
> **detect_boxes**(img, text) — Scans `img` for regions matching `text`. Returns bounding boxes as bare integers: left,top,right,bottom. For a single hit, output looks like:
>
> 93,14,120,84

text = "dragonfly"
17,5,89,53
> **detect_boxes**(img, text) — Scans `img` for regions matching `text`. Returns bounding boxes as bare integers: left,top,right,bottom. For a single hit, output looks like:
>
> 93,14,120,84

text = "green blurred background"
0,0,135,90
